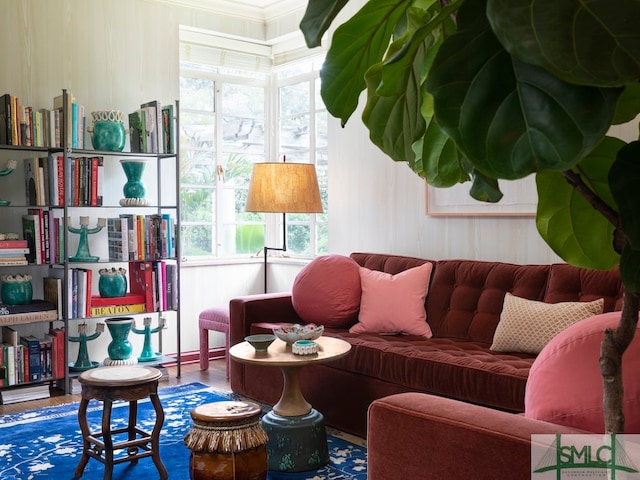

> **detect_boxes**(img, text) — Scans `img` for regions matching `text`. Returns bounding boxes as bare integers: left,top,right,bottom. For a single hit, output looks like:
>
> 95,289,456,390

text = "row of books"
129,100,175,154
0,238,29,266
22,208,58,265
0,325,65,388
108,214,176,262
0,92,84,148
49,261,178,320
25,155,104,207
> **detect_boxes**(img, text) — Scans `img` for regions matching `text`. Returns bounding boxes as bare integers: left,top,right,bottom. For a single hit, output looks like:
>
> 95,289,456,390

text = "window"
179,43,327,259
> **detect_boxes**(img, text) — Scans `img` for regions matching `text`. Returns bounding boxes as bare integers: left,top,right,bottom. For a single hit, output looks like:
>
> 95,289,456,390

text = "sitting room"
1,1,639,479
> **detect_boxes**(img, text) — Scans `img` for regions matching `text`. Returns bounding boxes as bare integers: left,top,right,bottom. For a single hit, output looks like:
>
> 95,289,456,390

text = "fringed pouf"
184,401,268,480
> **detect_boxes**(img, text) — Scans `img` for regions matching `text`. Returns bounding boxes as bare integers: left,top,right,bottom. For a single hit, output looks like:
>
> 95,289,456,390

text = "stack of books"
0,238,28,266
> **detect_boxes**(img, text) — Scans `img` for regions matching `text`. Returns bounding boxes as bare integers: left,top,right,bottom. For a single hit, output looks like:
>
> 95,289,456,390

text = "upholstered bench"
199,305,230,376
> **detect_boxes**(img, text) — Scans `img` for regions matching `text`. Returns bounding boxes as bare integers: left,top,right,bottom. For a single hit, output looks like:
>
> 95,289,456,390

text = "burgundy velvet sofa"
228,252,622,438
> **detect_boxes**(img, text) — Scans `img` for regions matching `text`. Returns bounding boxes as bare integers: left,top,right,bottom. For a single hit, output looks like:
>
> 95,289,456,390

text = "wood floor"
0,359,229,415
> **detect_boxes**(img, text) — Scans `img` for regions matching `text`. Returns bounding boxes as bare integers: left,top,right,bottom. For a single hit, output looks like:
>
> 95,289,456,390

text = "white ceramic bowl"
273,324,324,345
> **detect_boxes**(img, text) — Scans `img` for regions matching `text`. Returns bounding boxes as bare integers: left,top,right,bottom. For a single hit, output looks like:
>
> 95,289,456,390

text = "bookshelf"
0,89,181,399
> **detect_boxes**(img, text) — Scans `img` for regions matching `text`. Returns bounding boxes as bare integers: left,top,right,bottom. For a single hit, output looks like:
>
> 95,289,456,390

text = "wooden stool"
199,305,230,376
184,401,268,480
74,365,168,480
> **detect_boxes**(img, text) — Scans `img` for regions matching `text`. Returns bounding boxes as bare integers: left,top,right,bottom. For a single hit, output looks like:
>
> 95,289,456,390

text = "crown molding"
152,0,303,23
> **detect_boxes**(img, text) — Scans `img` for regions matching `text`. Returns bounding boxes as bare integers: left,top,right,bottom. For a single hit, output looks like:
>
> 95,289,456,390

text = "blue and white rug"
0,382,367,479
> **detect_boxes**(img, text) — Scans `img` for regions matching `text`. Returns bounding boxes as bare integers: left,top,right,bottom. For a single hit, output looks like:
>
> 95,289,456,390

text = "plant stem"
600,290,640,433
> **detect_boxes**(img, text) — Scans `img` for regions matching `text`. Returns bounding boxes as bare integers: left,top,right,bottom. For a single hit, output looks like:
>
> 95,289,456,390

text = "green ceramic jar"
90,110,126,152
1,274,33,305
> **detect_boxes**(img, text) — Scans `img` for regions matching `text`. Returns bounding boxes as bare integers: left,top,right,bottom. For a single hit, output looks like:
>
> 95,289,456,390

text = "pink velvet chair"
198,305,230,376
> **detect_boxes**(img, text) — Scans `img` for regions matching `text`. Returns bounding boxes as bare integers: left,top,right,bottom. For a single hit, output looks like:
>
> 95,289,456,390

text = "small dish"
273,324,324,345
245,334,276,353
292,340,318,355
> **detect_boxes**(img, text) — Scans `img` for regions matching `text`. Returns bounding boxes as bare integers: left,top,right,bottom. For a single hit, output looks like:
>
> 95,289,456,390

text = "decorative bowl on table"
245,334,276,353
272,324,324,345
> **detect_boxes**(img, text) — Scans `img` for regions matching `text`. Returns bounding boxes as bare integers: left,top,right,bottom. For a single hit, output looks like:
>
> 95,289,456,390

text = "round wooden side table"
73,365,168,480
230,336,351,472
184,400,269,480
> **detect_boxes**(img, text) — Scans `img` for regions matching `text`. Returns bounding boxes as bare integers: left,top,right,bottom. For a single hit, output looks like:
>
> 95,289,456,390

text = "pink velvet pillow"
525,311,640,433
349,262,434,337
291,254,362,327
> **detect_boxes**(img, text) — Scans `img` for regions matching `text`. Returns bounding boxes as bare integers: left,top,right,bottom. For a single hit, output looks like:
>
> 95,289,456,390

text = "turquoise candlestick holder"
68,216,106,262
0,159,16,206
68,323,104,372
132,316,166,362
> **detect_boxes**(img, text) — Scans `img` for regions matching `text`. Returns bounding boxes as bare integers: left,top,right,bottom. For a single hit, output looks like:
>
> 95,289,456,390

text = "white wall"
0,0,572,361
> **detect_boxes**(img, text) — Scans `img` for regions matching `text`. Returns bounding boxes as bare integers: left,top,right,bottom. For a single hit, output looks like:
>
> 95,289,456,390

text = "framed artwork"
425,175,537,217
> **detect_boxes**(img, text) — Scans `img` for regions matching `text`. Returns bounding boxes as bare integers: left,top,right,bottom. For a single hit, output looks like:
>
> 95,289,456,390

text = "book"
53,92,73,148
24,157,41,206
161,104,174,154
128,111,143,153
48,327,65,379
0,240,27,249
20,335,41,381
91,303,146,317
140,100,162,153
91,292,146,307
22,214,42,264
129,261,154,312
0,383,50,404
0,248,29,255
27,208,46,264
0,301,58,325
43,276,63,319
0,93,11,145
107,217,129,261
2,325,18,345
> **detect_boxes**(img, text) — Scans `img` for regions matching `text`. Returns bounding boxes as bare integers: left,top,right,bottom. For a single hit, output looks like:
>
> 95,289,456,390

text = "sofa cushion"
349,262,433,337
424,260,551,343
490,294,604,354
291,254,361,327
525,311,640,432
322,330,535,412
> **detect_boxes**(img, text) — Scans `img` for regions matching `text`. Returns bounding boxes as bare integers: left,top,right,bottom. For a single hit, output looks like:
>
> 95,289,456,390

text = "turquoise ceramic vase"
120,159,148,206
98,268,127,297
1,274,33,305
90,110,126,152
105,317,134,362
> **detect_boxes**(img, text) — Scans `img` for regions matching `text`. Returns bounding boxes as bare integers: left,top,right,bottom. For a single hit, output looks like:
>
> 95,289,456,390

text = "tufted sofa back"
350,253,623,345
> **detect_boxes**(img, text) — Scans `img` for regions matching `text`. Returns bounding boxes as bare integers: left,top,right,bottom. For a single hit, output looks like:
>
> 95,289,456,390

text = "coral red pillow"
525,311,640,433
349,262,433,337
291,254,362,327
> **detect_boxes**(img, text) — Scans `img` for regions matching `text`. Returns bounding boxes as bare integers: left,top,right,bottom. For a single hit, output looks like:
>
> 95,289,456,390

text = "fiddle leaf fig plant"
300,0,640,433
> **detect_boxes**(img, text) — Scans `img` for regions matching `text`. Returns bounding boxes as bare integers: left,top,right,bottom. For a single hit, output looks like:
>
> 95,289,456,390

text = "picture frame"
425,175,537,217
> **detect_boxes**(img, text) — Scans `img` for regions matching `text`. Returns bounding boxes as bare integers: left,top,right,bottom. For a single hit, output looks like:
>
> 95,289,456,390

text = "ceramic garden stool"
184,400,269,480
74,365,168,480
198,305,230,376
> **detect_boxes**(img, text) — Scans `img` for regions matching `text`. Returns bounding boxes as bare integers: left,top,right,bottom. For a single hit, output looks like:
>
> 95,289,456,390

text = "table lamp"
245,161,323,293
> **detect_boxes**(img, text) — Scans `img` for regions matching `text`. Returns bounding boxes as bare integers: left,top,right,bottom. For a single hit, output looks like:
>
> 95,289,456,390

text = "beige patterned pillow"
490,293,604,354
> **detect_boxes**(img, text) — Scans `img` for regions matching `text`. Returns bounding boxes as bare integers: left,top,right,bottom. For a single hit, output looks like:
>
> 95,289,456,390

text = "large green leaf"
613,84,640,126
610,141,640,250
300,0,351,48
363,63,425,165
320,0,412,125
416,116,468,186
487,0,640,87
362,6,448,164
425,0,621,180
535,137,624,270
469,171,503,203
